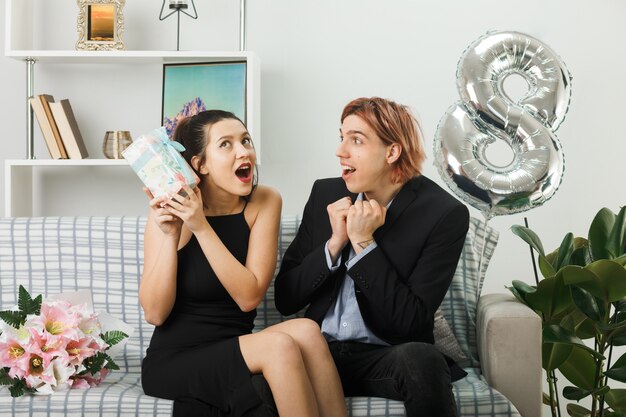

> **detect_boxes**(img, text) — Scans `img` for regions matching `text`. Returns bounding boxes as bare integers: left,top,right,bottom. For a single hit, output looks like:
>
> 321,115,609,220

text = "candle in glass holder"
169,0,188,9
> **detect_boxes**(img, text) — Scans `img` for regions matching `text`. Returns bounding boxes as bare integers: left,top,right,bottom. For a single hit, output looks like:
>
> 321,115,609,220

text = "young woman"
140,110,347,417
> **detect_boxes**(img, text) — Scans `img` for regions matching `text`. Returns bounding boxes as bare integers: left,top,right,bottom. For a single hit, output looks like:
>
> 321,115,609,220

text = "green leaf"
103,354,120,371
615,300,626,313
608,206,626,259
597,320,626,342
512,225,546,256
543,324,604,360
8,379,27,397
84,352,107,374
558,347,597,390
511,225,556,277
605,352,626,383
612,333,626,346
614,254,626,267
566,403,591,417
0,310,25,328
604,367,626,383
563,385,589,401
587,260,626,302
605,388,626,411
561,309,597,339
605,412,626,417
610,312,626,345
30,295,42,316
542,392,553,406
570,286,603,322
0,368,14,386
508,281,543,317
511,280,536,297
546,248,558,267
571,245,592,267
543,342,572,371
555,232,575,270
17,285,32,313
102,330,129,348
17,286,41,316
508,285,525,305
526,274,571,319
562,264,607,302
562,385,609,401
589,207,616,261
9,384,25,397
539,256,557,279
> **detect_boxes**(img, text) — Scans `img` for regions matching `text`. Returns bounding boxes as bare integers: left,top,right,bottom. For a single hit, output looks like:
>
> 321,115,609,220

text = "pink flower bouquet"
0,286,130,397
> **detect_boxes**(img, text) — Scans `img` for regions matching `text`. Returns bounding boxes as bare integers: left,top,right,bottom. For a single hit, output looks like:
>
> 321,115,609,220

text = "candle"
169,0,188,9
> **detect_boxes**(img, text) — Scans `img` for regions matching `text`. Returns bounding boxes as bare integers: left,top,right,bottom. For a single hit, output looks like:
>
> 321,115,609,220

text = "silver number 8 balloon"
434,31,572,219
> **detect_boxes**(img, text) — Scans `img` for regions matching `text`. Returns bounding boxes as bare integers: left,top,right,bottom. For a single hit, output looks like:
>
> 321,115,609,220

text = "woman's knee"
241,331,302,373
266,331,302,362
292,318,321,334
290,318,326,345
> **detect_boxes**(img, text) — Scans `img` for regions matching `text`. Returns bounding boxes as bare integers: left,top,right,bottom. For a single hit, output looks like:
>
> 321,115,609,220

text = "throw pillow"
439,217,499,368
433,308,467,363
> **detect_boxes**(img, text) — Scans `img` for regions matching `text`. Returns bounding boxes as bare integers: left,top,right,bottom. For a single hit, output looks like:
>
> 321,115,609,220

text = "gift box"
122,127,199,199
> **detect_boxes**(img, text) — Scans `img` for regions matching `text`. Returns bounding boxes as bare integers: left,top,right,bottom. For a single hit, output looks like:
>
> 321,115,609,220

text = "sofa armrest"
477,293,542,417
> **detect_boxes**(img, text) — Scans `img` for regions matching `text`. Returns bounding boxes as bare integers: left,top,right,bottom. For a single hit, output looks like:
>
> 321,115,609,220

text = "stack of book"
29,94,89,159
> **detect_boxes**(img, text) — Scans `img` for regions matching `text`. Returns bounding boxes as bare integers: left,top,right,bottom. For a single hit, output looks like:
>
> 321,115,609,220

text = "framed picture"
76,0,125,51
162,61,247,139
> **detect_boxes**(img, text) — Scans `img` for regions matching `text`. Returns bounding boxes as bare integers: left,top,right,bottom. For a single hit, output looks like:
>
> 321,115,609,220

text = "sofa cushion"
439,217,499,369
0,216,510,417
0,217,172,416
344,368,520,417
434,308,466,363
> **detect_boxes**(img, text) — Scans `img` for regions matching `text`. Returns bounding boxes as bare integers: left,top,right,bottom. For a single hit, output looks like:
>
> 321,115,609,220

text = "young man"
275,97,469,417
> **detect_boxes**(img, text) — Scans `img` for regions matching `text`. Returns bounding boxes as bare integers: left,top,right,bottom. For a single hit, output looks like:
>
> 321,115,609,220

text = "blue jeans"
329,341,458,417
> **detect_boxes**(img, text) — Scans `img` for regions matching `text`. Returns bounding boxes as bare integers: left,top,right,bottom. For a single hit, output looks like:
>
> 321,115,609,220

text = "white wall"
2,0,626,299
2,1,626,415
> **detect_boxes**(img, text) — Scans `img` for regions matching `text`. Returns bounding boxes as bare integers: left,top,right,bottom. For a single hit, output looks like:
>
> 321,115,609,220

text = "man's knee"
389,343,450,385
391,342,447,365
390,343,456,416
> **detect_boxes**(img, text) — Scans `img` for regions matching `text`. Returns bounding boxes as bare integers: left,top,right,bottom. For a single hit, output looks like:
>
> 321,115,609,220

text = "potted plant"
509,207,626,417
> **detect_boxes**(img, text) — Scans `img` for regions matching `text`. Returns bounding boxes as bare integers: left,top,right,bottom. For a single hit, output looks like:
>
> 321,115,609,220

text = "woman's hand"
145,188,182,237
163,185,208,234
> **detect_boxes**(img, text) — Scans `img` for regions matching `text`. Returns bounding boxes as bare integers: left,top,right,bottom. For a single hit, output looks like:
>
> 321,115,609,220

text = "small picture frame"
162,61,247,139
76,0,125,51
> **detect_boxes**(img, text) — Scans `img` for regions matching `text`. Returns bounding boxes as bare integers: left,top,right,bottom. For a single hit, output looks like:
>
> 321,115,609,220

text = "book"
49,99,89,159
29,96,64,159
38,94,68,159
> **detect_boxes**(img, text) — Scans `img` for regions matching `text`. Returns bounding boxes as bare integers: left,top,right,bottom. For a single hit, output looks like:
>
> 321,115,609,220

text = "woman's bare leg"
239,331,319,417
264,319,348,417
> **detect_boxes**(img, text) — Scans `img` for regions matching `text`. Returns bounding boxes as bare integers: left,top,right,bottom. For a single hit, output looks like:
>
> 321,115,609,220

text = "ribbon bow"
155,127,186,153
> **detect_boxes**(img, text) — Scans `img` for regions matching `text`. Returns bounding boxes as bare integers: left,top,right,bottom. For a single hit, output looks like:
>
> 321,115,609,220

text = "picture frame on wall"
76,0,125,51
162,61,247,139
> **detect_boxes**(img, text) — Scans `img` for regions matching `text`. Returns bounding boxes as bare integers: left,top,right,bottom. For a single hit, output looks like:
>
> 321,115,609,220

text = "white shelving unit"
3,0,260,217
5,159,129,217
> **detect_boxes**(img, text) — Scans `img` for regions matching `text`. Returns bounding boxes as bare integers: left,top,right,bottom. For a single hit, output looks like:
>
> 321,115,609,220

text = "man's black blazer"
275,175,469,346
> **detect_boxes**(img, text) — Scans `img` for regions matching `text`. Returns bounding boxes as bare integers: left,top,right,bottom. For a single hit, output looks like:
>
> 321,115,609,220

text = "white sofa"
0,216,541,416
